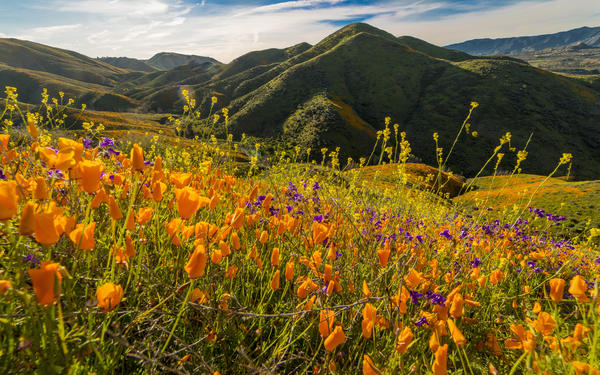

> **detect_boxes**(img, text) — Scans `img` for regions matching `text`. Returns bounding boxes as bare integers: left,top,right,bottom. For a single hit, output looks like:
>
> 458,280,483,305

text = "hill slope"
1,25,600,180
446,26,600,55
160,23,599,180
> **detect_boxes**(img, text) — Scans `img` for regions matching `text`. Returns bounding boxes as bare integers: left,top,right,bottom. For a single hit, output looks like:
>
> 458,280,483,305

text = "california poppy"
39,146,76,171
33,177,48,200
270,247,280,267
175,187,206,220
136,207,154,226
396,326,413,353
0,280,12,295
69,222,96,251
449,293,463,319
19,201,35,235
362,354,379,375
185,245,208,279
285,259,295,281
447,319,466,346
362,303,377,339
130,144,145,171
324,326,345,352
532,312,556,335
34,211,60,245
96,282,123,312
79,160,104,193
28,261,62,306
270,270,280,290
319,309,335,338
108,195,122,220
549,278,565,302
432,344,448,375
568,275,590,303
0,180,19,220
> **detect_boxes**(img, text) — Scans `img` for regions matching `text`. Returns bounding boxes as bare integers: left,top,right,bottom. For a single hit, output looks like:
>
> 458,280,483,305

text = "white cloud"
7,0,598,62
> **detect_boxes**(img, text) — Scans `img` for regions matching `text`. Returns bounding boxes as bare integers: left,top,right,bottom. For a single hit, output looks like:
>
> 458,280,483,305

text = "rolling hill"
446,26,600,55
1,24,600,181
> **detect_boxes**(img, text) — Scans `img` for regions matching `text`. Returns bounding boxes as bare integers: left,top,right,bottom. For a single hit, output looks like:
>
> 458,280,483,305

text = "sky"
0,0,598,63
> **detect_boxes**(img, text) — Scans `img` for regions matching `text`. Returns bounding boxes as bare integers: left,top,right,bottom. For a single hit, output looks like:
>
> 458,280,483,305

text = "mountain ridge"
446,26,600,55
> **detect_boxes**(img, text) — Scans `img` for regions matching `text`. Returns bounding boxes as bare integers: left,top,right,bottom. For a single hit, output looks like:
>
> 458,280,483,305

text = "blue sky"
0,0,597,62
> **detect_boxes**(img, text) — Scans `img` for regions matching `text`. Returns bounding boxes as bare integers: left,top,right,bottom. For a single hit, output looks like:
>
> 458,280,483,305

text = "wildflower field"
0,88,599,374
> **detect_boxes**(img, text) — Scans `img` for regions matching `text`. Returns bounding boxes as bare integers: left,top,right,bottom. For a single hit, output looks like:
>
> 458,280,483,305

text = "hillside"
446,26,600,55
1,24,600,180
169,23,600,180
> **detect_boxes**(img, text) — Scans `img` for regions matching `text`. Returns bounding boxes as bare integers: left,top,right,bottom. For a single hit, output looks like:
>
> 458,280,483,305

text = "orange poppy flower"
33,177,48,200
0,134,8,152
170,172,192,188
28,261,62,306
0,280,12,295
27,119,39,138
363,354,379,375
489,270,503,285
285,259,295,281
190,288,208,304
130,144,145,171
136,207,154,226
152,181,167,202
231,232,241,251
447,319,466,346
96,282,123,312
69,222,96,251
58,138,83,161
449,293,463,318
108,195,122,220
319,309,335,338
34,211,60,245
404,269,425,289
568,275,590,303
19,201,36,235
39,146,76,171
377,245,390,268
432,344,448,375
312,222,329,245
362,303,377,339
185,245,208,279
548,278,565,302
270,247,280,267
79,160,104,193
211,250,223,265
532,312,556,335
0,180,19,220
297,278,318,299
230,208,245,230
396,326,414,353
323,264,332,284
91,188,108,209
324,326,345,352
270,270,280,290
259,230,269,244
175,187,207,220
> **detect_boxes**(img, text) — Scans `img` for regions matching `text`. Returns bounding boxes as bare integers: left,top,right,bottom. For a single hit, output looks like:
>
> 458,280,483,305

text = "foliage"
0,87,598,375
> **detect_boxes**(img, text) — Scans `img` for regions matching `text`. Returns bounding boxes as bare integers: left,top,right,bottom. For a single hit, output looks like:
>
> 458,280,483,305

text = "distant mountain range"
97,53,221,72
1,23,599,180
446,26,600,55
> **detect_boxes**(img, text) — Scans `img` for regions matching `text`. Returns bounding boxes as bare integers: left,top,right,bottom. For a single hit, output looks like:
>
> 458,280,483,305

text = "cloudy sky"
0,0,597,62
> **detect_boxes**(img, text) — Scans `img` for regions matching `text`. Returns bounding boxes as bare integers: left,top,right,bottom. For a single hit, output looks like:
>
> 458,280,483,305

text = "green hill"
1,24,599,180
168,23,600,180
